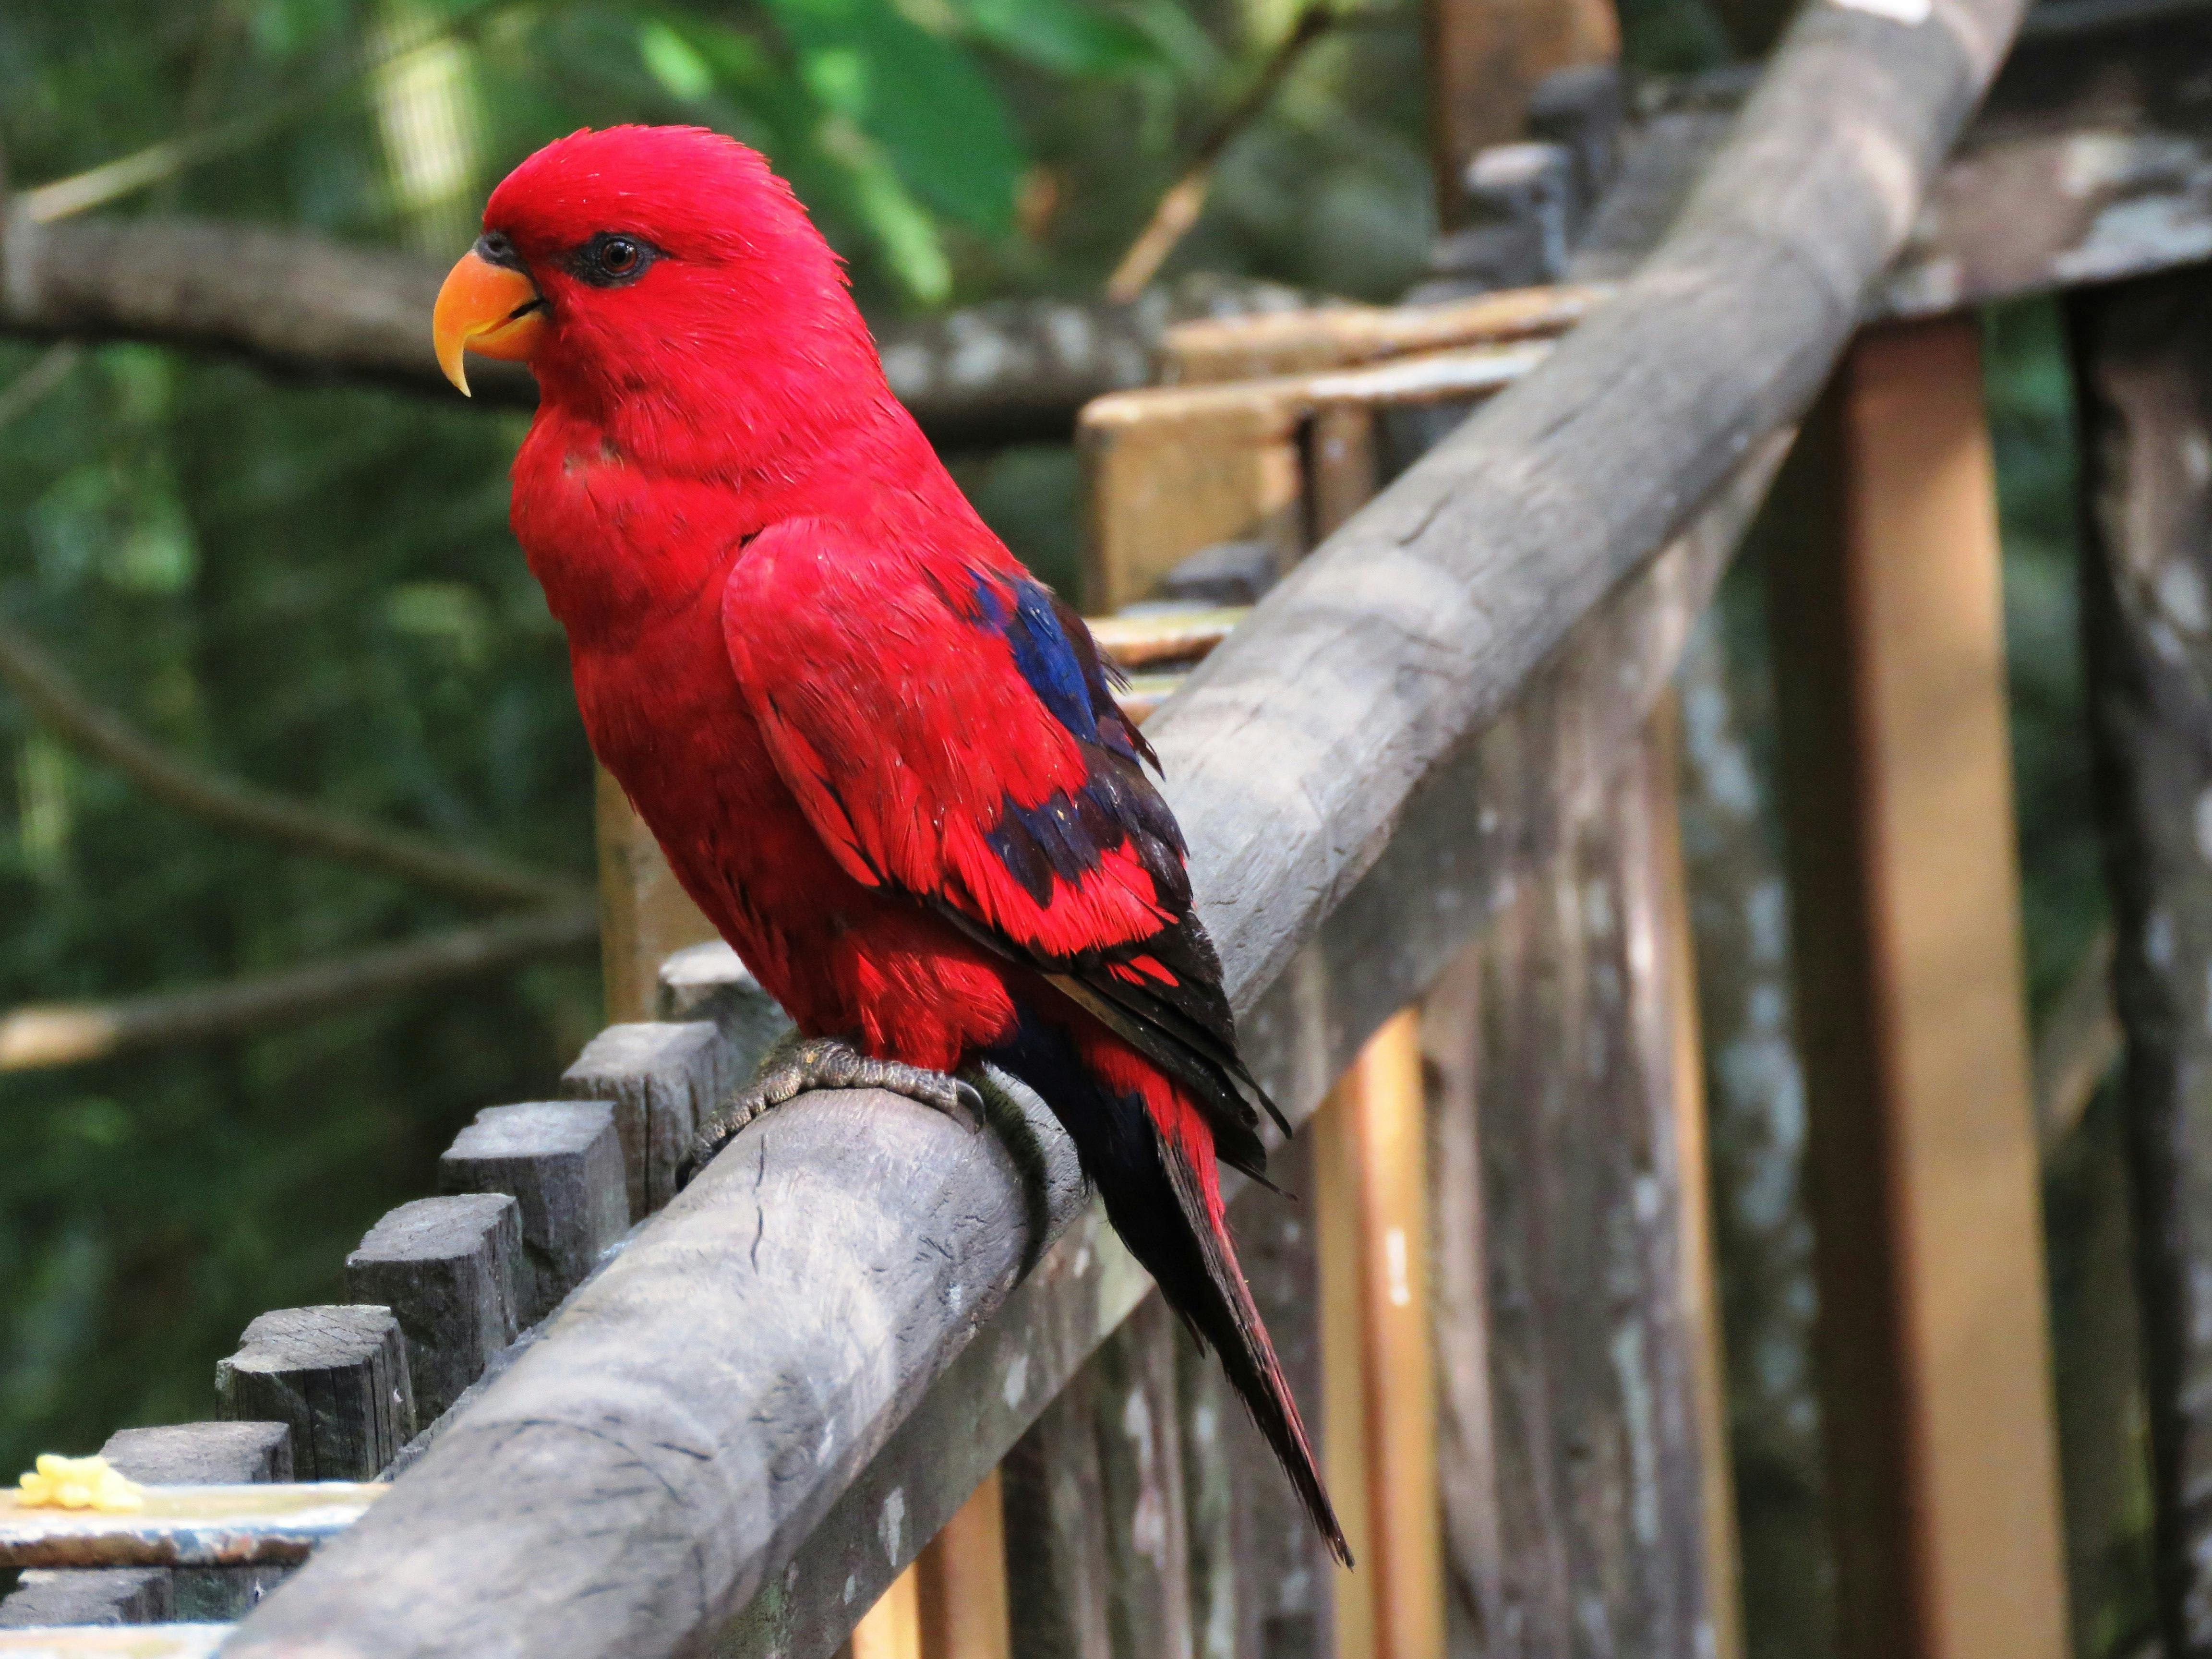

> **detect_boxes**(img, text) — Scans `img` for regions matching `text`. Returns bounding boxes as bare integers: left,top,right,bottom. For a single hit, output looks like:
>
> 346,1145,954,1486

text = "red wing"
721,518,1286,1162
720,519,1184,967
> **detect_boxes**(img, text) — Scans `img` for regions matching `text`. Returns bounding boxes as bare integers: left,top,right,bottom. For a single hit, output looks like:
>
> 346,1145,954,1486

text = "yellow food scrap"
15,1454,144,1511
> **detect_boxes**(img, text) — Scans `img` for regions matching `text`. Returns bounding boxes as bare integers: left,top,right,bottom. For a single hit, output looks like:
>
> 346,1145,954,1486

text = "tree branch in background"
0,214,1310,446
1105,1,1346,302
14,0,524,224
0,618,588,910
0,902,598,1071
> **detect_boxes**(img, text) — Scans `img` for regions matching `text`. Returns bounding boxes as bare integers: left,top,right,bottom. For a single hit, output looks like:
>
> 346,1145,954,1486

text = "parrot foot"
679,1034,986,1187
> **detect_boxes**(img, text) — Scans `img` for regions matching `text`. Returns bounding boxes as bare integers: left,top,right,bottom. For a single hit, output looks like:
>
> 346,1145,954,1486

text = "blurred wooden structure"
32,0,2212,1651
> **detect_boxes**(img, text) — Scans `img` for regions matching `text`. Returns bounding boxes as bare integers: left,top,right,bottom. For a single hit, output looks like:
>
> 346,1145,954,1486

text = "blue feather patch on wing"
969,572,1097,742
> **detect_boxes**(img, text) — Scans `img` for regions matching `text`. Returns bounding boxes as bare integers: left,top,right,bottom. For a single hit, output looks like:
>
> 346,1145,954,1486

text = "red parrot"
432,124,1347,1563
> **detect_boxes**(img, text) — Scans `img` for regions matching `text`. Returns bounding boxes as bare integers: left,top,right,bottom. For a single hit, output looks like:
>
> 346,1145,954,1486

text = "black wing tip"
1312,1491,1354,1567
1245,1073,1293,1141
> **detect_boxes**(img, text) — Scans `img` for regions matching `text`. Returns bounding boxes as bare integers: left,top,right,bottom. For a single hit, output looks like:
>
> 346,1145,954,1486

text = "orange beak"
432,247,547,396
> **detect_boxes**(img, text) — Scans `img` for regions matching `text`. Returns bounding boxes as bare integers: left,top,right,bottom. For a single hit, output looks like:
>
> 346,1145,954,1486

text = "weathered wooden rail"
20,0,2212,1649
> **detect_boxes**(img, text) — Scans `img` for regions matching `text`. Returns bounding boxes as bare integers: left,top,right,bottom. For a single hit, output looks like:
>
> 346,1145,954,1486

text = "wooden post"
1671,613,1834,1658
656,940,795,1070
1094,1299,1196,1659
1219,1130,1337,1659
849,1569,923,1659
1422,942,1501,1655
1001,1368,1113,1659
1347,1012,1443,1659
2069,264,2212,1659
344,1196,524,1424
1454,711,1725,1656
0,1423,296,1627
1424,0,1617,229
998,1299,1195,1659
561,1020,727,1221
595,768,719,1024
1766,317,2067,1659
0,1568,172,1627
1080,391,1305,612
915,1472,1010,1659
108,1422,295,1621
1648,694,1743,1659
439,1102,629,1325
215,1306,417,1481
1313,1083,1378,1659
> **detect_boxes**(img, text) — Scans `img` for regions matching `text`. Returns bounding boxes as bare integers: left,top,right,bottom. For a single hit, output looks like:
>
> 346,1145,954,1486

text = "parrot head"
432,126,873,425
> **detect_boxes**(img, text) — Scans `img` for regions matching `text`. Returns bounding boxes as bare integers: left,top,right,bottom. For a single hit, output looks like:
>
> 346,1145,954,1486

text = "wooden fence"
23,0,2212,1651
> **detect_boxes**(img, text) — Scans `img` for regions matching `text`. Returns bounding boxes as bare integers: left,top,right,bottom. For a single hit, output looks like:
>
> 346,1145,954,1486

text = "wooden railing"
27,0,2212,1651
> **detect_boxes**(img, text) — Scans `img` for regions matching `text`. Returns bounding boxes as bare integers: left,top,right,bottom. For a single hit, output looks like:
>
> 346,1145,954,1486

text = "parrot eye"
573,233,657,287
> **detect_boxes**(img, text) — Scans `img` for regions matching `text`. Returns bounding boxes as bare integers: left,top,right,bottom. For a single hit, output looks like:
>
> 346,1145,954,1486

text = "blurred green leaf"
757,0,1027,235
637,19,717,100
817,117,954,301
950,0,1162,76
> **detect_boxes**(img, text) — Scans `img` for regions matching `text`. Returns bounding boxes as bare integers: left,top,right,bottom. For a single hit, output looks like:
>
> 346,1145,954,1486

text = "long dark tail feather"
989,1008,1352,1566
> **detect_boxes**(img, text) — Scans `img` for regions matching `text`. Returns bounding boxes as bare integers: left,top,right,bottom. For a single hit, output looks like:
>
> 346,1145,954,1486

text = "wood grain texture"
1081,389,1304,612
1177,1316,1252,1659
2070,263,2212,1659
0,1569,172,1628
1080,341,1553,610
344,1197,524,1423
1312,1086,1376,1659
914,1470,1010,1659
1669,610,1833,1659
1163,286,1604,385
1647,696,1743,1659
220,0,2016,1638
1768,321,2065,1659
1443,715,1719,1657
1225,1131,1336,1659
229,1075,1093,1659
1002,1358,1115,1659
222,444,1760,1659
1346,1012,1442,1659
999,1294,1193,1659
656,940,797,1073
100,1423,296,1623
1574,2,2212,320
438,1102,628,1325
1094,1299,1196,1659
595,769,721,1027
561,1019,727,1220
100,1423,293,1486
215,1307,416,1483
226,445,1764,1659
1421,944,1501,1658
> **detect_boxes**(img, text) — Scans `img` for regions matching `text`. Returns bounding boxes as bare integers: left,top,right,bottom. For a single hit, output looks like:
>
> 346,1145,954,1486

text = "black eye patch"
568,232,661,288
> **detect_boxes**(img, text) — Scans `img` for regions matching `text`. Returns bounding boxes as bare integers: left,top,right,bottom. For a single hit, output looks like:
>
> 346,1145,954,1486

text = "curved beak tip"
432,247,545,398
439,339,474,399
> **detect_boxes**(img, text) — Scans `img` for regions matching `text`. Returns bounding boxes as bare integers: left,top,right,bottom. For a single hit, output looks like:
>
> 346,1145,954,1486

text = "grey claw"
675,1036,987,1190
